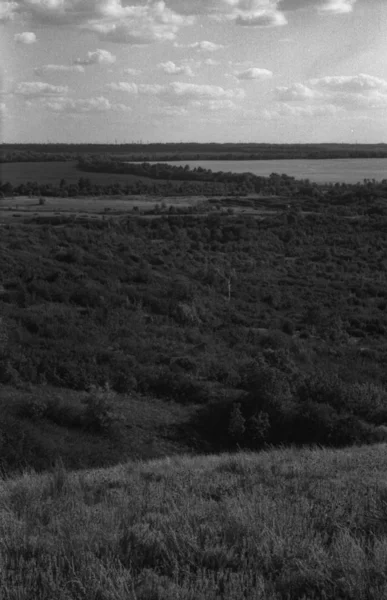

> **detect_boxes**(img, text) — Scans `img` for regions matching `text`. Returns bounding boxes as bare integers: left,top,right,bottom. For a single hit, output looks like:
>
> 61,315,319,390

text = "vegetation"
2,181,387,475
2,141,387,162
3,161,387,597
2,155,387,198
3,446,387,599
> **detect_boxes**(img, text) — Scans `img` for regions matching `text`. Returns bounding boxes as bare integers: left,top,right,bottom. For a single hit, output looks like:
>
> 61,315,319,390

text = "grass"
0,384,200,474
2,444,387,599
0,161,158,187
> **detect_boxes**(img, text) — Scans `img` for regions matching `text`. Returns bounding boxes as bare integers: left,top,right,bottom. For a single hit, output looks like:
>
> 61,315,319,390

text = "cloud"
318,0,356,15
0,0,359,42
168,82,244,100
83,2,192,44
167,0,287,27
309,74,387,94
152,105,189,117
204,58,219,66
272,74,387,115
14,81,70,97
0,103,6,112
107,80,245,107
187,40,224,51
235,10,287,27
14,31,36,43
309,74,387,110
0,1,17,22
174,40,224,52
235,67,273,80
107,82,163,95
192,99,238,111
34,64,85,75
264,103,343,118
74,49,116,66
274,82,322,101
123,67,141,76
38,95,132,113
158,61,194,76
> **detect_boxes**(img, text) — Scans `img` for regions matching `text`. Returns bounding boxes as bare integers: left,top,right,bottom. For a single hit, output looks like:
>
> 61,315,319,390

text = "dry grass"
2,444,387,598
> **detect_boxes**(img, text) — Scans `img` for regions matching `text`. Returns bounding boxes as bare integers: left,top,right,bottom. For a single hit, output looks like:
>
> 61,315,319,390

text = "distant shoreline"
1,142,387,163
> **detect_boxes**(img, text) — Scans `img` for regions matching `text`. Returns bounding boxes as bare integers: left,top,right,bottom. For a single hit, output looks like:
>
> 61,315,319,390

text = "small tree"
228,402,246,442
39,197,46,206
249,411,270,446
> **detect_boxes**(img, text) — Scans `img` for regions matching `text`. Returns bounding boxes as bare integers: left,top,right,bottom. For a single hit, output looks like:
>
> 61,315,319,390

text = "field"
0,161,157,187
3,444,387,599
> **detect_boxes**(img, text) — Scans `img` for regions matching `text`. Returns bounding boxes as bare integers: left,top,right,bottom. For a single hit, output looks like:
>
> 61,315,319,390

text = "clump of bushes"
16,383,120,435
196,361,387,451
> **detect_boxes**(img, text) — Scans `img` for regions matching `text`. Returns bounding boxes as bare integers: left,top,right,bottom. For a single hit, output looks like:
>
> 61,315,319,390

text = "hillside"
2,444,387,599
2,188,387,475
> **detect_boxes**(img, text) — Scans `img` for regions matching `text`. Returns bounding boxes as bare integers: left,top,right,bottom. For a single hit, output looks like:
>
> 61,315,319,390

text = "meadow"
1,161,153,187
2,445,387,599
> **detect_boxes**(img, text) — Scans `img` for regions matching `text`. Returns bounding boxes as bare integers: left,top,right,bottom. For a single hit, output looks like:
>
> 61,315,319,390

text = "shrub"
81,383,118,434
228,402,246,441
248,411,270,445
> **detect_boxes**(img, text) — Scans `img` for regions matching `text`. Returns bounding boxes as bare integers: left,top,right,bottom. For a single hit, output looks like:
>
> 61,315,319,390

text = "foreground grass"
2,445,387,599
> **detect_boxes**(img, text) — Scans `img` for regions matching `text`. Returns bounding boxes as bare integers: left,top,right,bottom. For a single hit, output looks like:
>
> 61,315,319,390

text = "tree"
228,403,246,442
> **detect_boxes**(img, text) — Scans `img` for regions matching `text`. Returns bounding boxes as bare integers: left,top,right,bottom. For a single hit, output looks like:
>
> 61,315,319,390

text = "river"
149,158,387,184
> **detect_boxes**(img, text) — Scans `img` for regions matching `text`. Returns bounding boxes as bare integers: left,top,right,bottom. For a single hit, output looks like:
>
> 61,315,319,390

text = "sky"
1,0,387,144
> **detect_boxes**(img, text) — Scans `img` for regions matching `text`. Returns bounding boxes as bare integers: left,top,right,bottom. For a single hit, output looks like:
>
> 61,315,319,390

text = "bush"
228,402,246,441
81,383,118,434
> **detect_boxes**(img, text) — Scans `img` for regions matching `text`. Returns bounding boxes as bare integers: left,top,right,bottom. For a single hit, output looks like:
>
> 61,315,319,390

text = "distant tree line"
1,165,387,200
2,142,387,162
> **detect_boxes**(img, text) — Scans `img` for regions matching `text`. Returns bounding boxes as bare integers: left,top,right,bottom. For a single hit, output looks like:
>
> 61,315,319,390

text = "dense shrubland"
2,192,387,473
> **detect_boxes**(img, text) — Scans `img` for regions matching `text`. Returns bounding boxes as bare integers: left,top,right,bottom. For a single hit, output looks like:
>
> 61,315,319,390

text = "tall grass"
2,444,387,599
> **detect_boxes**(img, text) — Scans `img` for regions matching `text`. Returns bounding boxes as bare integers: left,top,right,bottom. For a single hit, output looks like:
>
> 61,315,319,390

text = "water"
149,158,387,185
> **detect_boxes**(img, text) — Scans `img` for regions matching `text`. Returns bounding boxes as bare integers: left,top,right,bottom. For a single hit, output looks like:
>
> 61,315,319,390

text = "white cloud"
179,40,224,52
235,9,287,27
0,103,6,113
264,103,343,119
123,67,141,76
107,82,166,95
0,1,17,22
166,0,287,27
39,95,132,113
235,67,273,80
14,81,69,97
107,80,245,108
309,74,387,94
152,105,189,117
204,58,219,66
14,31,37,44
192,99,238,111
83,2,192,44
274,83,322,101
318,0,356,15
168,82,244,100
271,74,387,116
159,61,194,76
74,48,116,66
0,0,360,45
34,64,85,75
107,82,139,94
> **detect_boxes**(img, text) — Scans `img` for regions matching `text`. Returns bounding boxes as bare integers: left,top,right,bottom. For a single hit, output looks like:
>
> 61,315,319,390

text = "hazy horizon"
2,0,387,144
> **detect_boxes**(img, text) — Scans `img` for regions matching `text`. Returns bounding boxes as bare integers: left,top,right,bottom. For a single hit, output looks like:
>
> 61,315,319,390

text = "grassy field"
0,161,163,187
2,444,387,599
0,194,281,223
